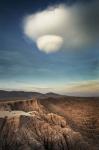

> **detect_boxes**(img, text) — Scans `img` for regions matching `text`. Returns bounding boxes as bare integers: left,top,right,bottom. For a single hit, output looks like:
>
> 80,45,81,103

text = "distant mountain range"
0,90,62,100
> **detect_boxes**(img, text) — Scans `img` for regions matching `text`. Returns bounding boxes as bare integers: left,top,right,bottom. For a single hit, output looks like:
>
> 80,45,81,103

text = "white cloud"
23,1,99,53
37,35,63,53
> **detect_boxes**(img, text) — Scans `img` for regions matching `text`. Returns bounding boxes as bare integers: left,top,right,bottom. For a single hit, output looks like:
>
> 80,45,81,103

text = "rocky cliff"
0,99,90,150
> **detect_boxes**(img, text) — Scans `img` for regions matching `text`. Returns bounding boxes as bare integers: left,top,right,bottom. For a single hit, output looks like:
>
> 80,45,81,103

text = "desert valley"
0,91,98,150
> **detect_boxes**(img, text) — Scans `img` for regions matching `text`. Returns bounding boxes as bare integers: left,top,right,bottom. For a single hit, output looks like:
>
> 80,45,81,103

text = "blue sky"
0,0,99,96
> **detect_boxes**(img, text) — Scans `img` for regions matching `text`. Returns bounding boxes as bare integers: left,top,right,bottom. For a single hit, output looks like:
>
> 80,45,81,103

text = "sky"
0,0,99,96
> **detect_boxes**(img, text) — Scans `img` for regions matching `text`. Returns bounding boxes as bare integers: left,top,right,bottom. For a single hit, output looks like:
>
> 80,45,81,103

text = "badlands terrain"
0,91,99,150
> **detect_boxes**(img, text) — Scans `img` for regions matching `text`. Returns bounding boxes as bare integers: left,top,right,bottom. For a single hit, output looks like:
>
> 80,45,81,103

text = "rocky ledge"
0,99,90,150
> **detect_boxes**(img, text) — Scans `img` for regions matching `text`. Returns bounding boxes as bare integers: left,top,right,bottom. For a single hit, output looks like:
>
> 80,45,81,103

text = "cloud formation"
23,1,99,53
37,35,63,53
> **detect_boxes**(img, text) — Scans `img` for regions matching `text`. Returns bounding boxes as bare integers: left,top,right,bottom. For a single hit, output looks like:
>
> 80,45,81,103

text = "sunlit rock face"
0,98,46,113
0,99,89,150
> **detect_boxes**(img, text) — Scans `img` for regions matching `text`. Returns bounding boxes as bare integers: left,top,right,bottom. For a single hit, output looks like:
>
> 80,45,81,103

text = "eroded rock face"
0,99,46,113
0,100,89,150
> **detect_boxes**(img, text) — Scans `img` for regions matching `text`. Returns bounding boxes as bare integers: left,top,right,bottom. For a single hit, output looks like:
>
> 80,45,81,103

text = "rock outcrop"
0,99,89,150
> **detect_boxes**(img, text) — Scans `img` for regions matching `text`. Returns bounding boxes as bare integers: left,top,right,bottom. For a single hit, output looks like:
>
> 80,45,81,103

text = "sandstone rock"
0,100,90,150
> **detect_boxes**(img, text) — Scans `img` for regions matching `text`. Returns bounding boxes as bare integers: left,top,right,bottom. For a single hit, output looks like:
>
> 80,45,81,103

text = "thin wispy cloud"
63,80,99,96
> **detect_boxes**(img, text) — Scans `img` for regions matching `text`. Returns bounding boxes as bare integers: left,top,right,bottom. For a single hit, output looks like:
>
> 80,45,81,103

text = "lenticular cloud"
23,1,99,53
37,35,63,53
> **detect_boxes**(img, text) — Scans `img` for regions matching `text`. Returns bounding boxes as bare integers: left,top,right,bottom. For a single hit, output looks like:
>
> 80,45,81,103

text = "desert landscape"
1,0,99,149
0,91,98,150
